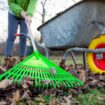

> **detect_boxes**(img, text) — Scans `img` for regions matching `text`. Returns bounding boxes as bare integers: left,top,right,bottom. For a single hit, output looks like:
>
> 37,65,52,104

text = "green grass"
0,56,4,65
17,89,105,105
76,90,105,105
50,54,83,65
0,53,83,66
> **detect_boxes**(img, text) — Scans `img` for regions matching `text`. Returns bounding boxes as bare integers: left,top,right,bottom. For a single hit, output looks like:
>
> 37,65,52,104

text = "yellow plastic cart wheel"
86,35,105,74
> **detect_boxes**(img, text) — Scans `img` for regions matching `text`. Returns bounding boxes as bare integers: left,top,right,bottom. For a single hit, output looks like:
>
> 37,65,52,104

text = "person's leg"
19,19,28,58
4,13,18,57
3,13,18,68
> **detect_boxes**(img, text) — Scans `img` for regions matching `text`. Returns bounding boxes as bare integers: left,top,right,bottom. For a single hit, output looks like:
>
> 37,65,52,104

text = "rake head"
0,51,84,89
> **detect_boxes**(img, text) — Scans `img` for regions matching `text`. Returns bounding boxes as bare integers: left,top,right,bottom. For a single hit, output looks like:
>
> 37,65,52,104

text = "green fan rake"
0,23,83,89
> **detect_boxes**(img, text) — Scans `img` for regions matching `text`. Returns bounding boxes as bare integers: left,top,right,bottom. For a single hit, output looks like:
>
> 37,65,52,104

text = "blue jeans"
4,13,28,57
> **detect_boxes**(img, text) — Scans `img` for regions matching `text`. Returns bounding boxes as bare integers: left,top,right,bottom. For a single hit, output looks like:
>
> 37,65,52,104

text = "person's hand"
25,16,32,25
21,11,32,25
21,10,27,18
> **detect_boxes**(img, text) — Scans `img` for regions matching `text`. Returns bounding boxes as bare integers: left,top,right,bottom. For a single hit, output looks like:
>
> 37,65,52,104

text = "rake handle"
26,22,39,59
26,23,37,51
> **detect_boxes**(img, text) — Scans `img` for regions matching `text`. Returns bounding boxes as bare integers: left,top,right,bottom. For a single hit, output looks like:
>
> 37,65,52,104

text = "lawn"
0,56,4,65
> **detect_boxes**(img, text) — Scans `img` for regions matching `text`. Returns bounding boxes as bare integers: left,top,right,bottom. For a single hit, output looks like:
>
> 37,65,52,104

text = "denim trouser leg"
19,19,28,57
4,13,18,56
5,13,28,57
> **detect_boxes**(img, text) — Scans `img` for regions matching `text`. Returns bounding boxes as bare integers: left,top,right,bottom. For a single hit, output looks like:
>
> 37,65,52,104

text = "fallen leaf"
39,102,45,105
0,79,13,89
35,95,44,103
90,79,99,86
50,67,56,75
0,66,6,72
20,90,30,100
12,90,20,102
59,59,66,69
97,95,105,101
10,101,17,105
41,80,52,85
0,101,7,105
79,70,87,82
21,77,34,89
99,75,105,81
49,97,58,105
63,96,72,105
59,102,67,105
26,100,34,105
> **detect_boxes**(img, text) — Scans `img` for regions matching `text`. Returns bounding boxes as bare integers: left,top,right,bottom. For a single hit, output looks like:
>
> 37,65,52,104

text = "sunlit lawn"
0,56,4,65
50,54,83,65
0,53,83,66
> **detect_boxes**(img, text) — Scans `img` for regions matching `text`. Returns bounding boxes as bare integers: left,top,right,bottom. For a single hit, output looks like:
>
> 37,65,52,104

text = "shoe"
7,57,17,69
19,56,26,62
3,57,17,70
3,56,11,69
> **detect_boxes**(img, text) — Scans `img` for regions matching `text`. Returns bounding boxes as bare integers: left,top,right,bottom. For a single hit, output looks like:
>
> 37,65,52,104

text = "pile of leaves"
0,60,105,105
0,77,80,105
59,60,105,91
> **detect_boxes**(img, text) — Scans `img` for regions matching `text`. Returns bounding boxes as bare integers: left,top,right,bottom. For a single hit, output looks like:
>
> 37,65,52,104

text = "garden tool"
0,23,83,89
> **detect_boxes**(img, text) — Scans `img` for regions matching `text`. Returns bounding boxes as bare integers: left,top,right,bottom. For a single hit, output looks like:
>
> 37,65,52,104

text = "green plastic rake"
0,23,83,89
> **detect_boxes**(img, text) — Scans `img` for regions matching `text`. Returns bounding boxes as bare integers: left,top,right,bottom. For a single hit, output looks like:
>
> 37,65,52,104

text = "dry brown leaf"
35,95,44,103
59,59,65,67
91,79,99,85
0,101,7,105
99,75,105,81
22,83,28,89
20,91,30,100
50,67,56,75
79,70,87,82
39,102,45,105
59,102,67,105
0,66,6,72
26,100,34,105
21,77,34,89
97,95,105,101
63,96,72,105
41,80,52,85
10,101,17,105
12,90,20,102
49,97,58,105
59,97,66,103
0,79,13,89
